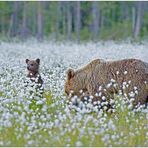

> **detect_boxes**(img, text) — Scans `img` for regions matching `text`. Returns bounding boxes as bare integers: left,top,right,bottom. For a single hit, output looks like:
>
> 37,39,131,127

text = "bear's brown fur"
26,58,43,94
65,58,148,106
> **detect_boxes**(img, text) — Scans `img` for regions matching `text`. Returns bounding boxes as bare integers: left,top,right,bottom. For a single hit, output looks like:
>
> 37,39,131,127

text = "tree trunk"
133,1,143,38
132,6,136,34
0,12,5,35
8,1,19,37
76,1,81,42
61,2,66,38
120,1,129,21
56,1,61,40
92,1,100,41
37,1,44,41
32,2,37,36
67,2,72,40
21,2,28,40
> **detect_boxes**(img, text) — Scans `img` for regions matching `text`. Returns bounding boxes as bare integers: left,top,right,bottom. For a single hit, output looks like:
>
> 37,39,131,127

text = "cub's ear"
67,68,75,80
26,59,29,64
36,58,40,64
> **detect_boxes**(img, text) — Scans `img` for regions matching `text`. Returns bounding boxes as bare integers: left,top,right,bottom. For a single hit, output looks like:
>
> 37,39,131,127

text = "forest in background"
0,1,148,41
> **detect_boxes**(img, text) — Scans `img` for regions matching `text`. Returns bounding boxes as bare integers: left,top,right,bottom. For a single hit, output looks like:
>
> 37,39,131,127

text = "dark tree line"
0,1,148,41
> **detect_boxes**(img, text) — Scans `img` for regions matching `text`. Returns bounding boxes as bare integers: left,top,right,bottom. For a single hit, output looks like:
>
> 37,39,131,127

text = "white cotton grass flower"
86,103,93,110
110,79,116,83
113,83,117,87
108,119,116,131
36,100,44,105
135,90,138,94
82,92,86,96
95,93,99,97
124,71,128,75
130,98,135,103
70,90,74,94
89,95,94,99
98,86,102,91
103,89,107,92
128,104,133,110
126,84,129,88
102,96,106,101
75,141,83,147
116,71,119,75
129,91,135,97
123,82,127,85
103,106,108,111
0,41,148,147
122,85,126,90
118,90,122,95
93,101,97,105
98,92,102,97
79,89,83,94
107,83,112,88
110,99,115,104
134,86,138,90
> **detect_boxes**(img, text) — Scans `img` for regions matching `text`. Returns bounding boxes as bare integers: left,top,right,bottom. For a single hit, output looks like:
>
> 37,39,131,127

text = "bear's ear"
67,68,75,80
26,59,29,64
36,58,40,64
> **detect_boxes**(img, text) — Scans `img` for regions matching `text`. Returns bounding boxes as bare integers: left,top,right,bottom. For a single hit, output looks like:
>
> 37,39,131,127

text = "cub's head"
26,58,40,73
64,68,82,97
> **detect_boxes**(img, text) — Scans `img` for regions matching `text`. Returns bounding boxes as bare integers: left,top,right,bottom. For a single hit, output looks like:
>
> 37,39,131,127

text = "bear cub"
25,58,44,96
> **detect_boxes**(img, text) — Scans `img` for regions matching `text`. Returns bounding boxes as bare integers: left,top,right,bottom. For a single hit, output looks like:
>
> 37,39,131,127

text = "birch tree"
133,1,144,38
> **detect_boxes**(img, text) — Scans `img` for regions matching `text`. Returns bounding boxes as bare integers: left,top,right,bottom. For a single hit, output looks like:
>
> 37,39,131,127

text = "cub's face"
26,58,40,72
64,69,80,97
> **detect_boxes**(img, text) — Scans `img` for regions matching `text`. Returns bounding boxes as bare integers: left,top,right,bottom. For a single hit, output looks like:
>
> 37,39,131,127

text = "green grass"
0,91,148,146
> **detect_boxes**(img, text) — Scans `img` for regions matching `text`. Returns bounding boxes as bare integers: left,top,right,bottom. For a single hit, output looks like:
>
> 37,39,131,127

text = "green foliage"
100,21,132,40
0,1,147,41
1,92,148,146
141,12,148,38
80,27,91,40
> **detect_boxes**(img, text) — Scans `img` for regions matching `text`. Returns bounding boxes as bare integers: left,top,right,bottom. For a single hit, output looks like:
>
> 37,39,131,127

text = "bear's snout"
27,65,33,71
27,66,30,70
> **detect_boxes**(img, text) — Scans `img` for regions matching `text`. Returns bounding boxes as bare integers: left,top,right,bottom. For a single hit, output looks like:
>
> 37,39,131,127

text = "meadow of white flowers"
0,40,148,146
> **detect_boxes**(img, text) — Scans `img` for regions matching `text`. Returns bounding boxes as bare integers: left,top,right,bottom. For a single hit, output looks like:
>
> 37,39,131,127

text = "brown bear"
64,58,148,107
25,58,44,95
